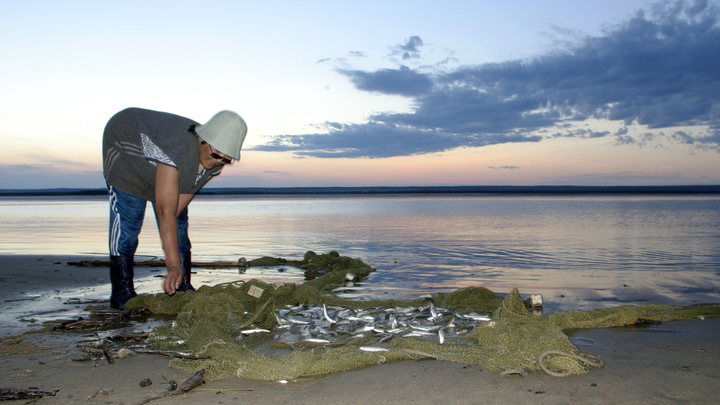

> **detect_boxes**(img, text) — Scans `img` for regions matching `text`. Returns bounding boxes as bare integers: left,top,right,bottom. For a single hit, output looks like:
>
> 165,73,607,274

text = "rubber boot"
177,251,196,292
109,255,137,309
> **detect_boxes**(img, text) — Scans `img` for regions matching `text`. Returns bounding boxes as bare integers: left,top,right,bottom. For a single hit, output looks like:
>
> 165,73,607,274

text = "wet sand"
1,254,719,404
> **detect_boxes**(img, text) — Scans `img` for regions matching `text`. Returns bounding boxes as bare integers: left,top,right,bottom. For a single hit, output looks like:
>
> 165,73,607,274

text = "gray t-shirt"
102,108,221,201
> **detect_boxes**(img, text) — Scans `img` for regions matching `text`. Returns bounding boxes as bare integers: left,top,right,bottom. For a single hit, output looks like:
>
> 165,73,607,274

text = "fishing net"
124,251,720,381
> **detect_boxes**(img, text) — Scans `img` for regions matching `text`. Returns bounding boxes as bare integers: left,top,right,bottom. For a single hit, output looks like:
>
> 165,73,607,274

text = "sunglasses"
210,151,232,164
209,146,233,164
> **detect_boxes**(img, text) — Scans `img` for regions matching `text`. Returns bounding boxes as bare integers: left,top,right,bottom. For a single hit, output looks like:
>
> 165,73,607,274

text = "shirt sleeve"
140,133,176,168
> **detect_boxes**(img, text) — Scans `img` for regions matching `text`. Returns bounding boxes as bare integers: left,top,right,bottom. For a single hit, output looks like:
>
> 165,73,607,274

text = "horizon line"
1,184,719,197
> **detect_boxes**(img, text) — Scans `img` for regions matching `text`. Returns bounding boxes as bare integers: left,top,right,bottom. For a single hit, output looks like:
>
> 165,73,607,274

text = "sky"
1,0,719,189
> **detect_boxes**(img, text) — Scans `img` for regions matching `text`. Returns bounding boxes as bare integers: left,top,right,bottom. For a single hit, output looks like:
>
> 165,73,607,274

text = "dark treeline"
1,185,719,197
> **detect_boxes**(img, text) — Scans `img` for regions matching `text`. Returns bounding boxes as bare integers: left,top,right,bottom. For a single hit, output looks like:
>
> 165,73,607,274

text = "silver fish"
465,313,492,321
379,334,394,343
402,330,434,337
351,325,375,335
410,324,441,332
241,328,270,334
284,316,313,325
302,338,330,343
322,304,336,324
359,346,389,352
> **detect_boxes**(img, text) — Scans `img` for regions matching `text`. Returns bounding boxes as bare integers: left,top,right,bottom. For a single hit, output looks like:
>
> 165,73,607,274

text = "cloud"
543,170,717,185
673,128,720,150
553,128,611,139
588,131,610,138
400,35,424,52
673,130,696,144
388,35,424,60
615,131,659,148
336,65,433,97
264,170,289,175
489,166,519,170
255,121,541,158
257,1,720,158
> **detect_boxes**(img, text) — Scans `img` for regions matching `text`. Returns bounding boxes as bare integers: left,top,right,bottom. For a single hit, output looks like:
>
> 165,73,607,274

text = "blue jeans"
107,184,191,256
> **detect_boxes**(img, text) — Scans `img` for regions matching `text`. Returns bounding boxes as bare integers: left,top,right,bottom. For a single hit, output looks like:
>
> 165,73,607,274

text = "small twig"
5,296,41,302
134,390,182,405
107,333,149,341
161,374,178,391
69,260,248,268
197,388,253,391
134,349,211,360
102,343,114,364
64,298,109,305
87,389,111,400
100,313,126,328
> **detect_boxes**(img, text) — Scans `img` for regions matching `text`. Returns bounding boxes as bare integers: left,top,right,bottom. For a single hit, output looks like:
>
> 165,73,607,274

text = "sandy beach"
1,254,719,405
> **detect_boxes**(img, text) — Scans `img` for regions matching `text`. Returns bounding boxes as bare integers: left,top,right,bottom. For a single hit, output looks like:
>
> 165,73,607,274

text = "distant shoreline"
1,185,719,197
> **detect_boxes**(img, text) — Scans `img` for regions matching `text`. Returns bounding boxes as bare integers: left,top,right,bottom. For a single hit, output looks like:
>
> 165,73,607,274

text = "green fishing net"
124,251,720,381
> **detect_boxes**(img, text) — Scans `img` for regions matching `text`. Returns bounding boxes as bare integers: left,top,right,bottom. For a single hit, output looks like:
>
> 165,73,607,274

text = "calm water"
1,194,719,313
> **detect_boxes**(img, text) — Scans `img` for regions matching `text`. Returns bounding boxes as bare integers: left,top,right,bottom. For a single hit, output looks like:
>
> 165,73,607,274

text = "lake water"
1,194,719,313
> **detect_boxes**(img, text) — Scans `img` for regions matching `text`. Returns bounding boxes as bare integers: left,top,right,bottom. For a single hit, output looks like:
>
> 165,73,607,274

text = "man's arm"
177,193,195,216
154,163,183,294
175,170,215,216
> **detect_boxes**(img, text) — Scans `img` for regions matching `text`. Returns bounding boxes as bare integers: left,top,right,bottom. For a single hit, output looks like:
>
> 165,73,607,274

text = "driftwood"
107,332,150,341
0,388,59,400
50,307,149,331
134,349,211,360
68,259,248,268
64,298,109,304
4,296,41,303
51,318,105,331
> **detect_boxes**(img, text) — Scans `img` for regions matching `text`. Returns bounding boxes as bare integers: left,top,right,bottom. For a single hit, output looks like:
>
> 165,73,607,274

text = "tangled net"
125,251,720,381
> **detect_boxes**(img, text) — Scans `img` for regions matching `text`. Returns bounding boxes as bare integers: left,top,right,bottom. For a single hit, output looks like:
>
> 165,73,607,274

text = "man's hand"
163,264,183,295
155,163,183,295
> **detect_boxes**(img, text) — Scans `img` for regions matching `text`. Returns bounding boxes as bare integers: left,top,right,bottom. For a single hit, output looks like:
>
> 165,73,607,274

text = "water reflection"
1,195,719,314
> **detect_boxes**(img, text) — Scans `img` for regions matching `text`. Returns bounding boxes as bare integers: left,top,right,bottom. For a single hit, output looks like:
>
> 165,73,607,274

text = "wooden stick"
134,349,211,360
68,260,249,268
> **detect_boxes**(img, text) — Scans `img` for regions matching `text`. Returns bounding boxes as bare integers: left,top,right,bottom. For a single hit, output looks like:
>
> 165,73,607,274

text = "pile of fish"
239,303,492,351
